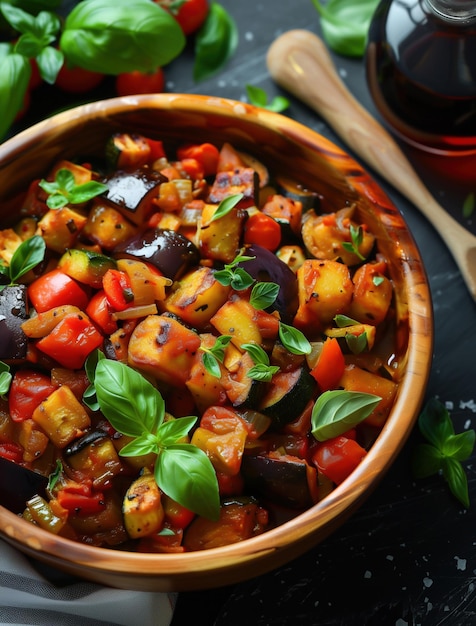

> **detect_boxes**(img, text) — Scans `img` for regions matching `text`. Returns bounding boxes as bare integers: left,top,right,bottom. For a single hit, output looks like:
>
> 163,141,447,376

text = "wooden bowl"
0,94,433,591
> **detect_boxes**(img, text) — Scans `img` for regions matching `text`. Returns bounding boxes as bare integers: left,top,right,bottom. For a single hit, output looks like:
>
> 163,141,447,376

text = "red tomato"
9,370,58,422
28,269,90,313
163,495,195,529
312,436,367,485
244,212,281,251
310,337,345,392
56,486,106,515
55,64,104,93
36,313,104,369
155,0,209,36
115,68,165,97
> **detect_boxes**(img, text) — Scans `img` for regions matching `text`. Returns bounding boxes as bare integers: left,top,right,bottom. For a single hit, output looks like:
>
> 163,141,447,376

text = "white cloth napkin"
0,539,176,626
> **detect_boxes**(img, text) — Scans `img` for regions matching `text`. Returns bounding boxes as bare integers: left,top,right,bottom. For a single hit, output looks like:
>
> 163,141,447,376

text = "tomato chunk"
312,435,367,485
9,370,58,422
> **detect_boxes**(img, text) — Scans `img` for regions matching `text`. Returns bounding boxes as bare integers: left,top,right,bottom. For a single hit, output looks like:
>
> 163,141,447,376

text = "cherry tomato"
9,370,58,422
243,212,282,251
312,436,367,485
155,0,209,36
115,68,165,97
55,64,104,94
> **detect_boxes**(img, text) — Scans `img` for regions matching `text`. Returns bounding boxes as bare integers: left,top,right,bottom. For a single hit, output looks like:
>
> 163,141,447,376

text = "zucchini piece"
276,175,320,212
259,366,316,427
58,249,117,289
222,350,264,408
241,452,320,509
123,469,164,539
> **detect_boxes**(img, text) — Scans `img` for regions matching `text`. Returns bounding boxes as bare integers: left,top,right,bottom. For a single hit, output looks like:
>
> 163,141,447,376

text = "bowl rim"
0,94,433,586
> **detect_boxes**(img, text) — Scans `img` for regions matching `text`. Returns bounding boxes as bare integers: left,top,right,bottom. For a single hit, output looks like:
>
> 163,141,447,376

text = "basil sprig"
311,389,381,441
208,193,243,223
0,234,46,289
93,359,220,520
311,0,380,58
200,334,232,379
342,224,366,261
242,343,280,382
39,168,108,209
60,0,185,75
412,398,475,508
194,2,238,82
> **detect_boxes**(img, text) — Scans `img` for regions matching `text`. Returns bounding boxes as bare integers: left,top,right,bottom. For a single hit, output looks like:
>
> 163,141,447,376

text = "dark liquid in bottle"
366,0,476,154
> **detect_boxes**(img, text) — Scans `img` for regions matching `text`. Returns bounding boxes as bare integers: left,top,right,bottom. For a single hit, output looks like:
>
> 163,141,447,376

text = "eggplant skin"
113,228,200,281
0,284,29,362
239,244,299,324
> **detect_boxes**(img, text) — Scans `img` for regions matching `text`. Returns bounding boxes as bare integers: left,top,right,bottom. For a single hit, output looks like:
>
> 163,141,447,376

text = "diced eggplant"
0,456,48,514
103,167,167,225
239,244,299,324
113,228,200,281
276,175,321,212
259,366,316,427
241,452,319,509
0,284,29,362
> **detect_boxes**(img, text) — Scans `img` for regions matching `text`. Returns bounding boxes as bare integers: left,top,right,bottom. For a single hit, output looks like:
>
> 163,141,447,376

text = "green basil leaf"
95,359,165,437
345,331,368,354
0,2,36,33
250,281,279,310
9,235,46,284
463,192,475,219
119,433,157,457
417,398,454,451
311,389,381,441
156,444,220,520
246,84,267,107
412,442,443,479
311,0,380,58
230,267,254,291
266,95,290,113
278,322,312,355
60,0,185,74
47,458,62,492
0,51,30,139
209,193,243,223
82,383,99,412
194,2,238,82
46,193,69,209
69,180,108,204
442,430,476,462
242,343,269,365
334,314,359,327
36,44,63,83
247,363,279,382
0,370,12,397
56,168,75,192
202,351,221,378
157,416,197,448
442,456,470,508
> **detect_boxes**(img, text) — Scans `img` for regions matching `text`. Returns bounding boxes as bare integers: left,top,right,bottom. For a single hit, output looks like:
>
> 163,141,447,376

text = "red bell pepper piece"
56,485,106,515
86,290,118,335
310,337,345,392
28,268,90,313
102,269,134,312
36,312,103,369
0,441,24,463
9,369,58,422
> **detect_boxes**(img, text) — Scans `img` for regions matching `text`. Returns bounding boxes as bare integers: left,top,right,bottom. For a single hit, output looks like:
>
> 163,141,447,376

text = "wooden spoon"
267,29,476,301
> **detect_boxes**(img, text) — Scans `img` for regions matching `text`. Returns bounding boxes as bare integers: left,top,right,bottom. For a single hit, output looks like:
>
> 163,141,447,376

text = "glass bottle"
365,0,476,157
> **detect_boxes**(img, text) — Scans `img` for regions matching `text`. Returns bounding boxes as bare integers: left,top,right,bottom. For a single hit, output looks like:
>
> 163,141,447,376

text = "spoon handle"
267,29,476,300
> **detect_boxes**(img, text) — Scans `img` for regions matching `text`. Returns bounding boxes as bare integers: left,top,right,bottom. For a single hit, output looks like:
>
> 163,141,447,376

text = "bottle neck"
425,0,476,23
